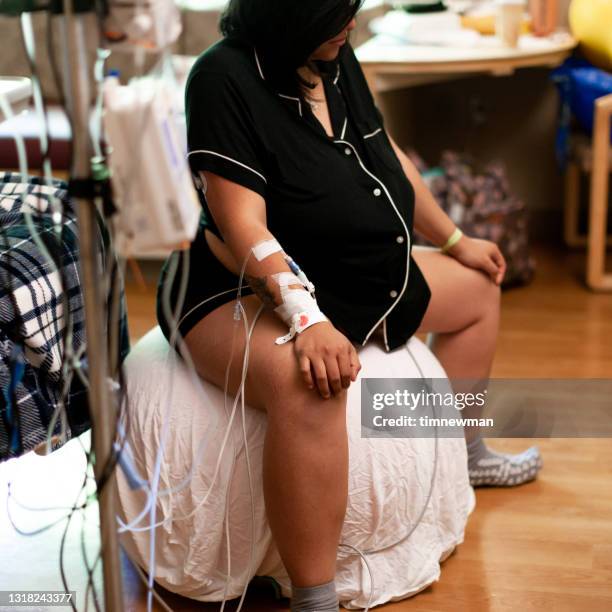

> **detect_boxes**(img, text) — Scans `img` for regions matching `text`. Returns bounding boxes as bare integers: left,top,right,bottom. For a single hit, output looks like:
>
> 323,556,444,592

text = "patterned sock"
290,579,339,612
467,437,543,487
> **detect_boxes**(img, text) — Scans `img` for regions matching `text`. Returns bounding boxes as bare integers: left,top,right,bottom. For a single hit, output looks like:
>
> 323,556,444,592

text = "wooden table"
356,32,577,94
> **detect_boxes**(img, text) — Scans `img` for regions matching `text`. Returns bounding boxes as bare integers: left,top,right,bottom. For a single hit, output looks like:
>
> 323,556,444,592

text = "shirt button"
389,290,398,298
373,188,382,197
344,147,352,155
396,235,405,244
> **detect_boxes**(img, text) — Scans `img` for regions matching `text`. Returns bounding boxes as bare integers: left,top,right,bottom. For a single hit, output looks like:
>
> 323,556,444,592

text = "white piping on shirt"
278,93,303,118
383,318,390,352
332,66,349,147
188,150,268,184
254,48,303,117
333,64,340,85
332,137,411,348
254,48,265,80
363,127,383,140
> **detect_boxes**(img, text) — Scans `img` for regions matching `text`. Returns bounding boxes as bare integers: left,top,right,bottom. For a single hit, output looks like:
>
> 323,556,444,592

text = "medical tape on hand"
272,271,304,296
251,238,283,261
270,274,328,344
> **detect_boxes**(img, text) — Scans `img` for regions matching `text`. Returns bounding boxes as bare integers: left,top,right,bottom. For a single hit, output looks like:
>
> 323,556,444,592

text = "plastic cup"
496,0,526,48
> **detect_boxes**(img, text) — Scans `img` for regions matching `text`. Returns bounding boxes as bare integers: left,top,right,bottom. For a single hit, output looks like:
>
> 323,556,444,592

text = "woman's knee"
249,355,347,439
270,394,348,447
257,358,348,433
482,274,501,314
464,267,501,318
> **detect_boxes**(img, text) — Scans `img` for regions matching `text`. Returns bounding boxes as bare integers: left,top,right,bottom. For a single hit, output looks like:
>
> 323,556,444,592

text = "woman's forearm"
388,136,457,247
216,220,304,312
201,171,303,311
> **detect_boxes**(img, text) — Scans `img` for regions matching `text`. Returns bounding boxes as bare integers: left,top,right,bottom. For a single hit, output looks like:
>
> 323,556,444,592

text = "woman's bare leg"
413,248,542,486
413,248,500,383
184,294,348,587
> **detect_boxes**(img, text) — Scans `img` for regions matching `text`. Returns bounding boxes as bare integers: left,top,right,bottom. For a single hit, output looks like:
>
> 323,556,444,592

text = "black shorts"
156,228,254,344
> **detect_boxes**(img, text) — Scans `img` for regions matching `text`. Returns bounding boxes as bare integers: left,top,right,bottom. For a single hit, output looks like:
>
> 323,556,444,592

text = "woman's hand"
447,236,506,285
294,321,362,399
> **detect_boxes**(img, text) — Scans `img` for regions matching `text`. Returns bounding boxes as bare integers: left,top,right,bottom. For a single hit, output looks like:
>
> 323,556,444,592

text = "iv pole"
59,1,125,609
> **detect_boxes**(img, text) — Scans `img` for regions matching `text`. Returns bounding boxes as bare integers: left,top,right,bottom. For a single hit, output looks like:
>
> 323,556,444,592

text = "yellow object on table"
569,0,612,71
460,14,531,36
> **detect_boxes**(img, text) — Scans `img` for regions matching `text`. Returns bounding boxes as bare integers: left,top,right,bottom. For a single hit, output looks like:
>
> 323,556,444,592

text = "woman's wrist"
440,227,464,254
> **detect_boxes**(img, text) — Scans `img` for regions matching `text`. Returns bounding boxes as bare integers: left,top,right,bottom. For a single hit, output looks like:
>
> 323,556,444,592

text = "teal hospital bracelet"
441,228,463,253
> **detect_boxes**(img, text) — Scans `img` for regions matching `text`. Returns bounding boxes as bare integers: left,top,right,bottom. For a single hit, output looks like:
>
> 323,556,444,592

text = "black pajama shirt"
157,37,431,352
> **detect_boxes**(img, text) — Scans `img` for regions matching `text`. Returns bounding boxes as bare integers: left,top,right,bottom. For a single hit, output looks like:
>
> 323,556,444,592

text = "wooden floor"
1,244,612,611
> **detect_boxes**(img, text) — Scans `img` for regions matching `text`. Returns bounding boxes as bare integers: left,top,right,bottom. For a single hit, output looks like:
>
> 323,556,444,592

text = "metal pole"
59,3,125,610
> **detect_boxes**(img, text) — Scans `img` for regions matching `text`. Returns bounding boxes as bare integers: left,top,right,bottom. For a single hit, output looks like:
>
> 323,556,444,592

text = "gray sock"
467,437,543,487
290,579,339,612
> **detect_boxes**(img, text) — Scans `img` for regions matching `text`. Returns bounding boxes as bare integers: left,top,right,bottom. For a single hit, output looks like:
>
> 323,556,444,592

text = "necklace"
307,97,325,111
299,69,325,111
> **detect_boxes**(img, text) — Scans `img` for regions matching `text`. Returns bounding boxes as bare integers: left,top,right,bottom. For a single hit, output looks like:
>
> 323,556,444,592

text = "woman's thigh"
183,294,313,414
413,247,500,334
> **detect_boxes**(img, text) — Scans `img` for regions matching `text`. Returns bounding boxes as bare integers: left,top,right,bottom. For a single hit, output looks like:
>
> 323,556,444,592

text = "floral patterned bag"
408,149,535,288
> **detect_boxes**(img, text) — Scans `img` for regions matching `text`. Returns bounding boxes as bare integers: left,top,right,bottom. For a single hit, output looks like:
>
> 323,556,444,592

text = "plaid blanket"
0,172,129,461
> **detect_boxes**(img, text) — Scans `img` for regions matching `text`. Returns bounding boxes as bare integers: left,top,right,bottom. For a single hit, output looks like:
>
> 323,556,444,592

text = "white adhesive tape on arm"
252,238,283,261
273,288,328,344
272,271,304,295
273,288,316,320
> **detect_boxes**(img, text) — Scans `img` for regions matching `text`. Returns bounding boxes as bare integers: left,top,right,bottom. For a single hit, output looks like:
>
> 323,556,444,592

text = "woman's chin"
313,46,342,62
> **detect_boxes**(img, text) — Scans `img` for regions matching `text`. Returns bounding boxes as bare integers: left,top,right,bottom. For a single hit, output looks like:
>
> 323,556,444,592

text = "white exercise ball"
116,327,474,609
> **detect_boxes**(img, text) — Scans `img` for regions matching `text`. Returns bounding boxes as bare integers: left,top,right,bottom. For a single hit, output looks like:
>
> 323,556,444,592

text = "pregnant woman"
157,1,542,609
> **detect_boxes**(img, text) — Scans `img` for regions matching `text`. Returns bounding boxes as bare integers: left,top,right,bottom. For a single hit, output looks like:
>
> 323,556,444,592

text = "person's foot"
467,438,543,487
